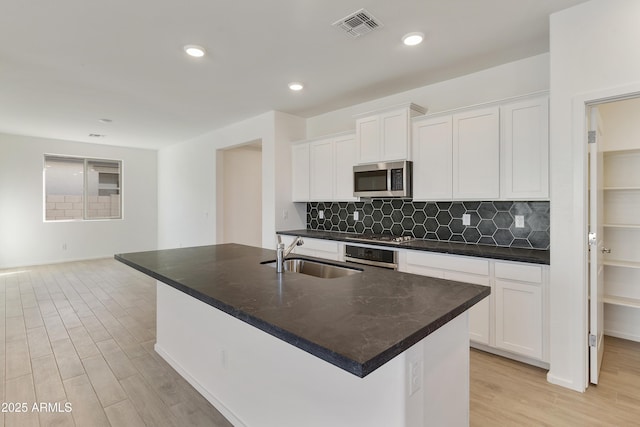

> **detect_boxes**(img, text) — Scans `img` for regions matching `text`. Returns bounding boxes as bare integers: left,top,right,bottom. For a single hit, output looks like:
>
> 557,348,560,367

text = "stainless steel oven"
344,245,398,270
353,160,412,198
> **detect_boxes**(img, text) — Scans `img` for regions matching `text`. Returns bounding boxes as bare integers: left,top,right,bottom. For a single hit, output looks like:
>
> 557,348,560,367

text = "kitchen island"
116,244,490,427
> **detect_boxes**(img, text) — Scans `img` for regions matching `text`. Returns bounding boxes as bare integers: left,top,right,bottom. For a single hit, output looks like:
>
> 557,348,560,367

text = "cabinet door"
333,135,358,201
501,96,549,199
381,109,409,161
356,116,380,164
291,143,310,201
453,107,500,199
309,139,334,200
444,271,491,345
495,279,543,359
412,116,453,200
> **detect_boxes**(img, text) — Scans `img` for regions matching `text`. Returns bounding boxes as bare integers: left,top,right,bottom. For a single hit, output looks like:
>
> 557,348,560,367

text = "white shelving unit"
602,149,640,341
603,295,640,309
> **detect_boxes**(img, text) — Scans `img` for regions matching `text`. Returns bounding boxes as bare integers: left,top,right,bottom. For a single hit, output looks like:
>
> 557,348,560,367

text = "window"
44,155,122,221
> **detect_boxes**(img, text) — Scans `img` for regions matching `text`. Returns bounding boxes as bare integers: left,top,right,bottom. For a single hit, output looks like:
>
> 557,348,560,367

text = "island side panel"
412,305,470,427
155,280,469,427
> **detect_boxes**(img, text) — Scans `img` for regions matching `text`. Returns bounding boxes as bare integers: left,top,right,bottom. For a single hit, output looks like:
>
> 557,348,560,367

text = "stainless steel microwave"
353,161,412,198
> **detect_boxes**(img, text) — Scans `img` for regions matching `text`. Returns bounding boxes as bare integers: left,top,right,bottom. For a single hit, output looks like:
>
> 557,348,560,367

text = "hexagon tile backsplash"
307,200,550,250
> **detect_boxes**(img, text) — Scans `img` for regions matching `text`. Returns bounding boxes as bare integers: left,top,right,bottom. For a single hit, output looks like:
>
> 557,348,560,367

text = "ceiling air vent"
332,9,383,38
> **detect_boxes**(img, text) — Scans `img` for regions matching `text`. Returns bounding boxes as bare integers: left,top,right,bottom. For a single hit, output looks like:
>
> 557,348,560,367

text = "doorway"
217,141,262,247
587,96,640,386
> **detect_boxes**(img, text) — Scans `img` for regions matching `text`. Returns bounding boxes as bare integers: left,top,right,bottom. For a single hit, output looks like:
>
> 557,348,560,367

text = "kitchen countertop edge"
277,229,550,265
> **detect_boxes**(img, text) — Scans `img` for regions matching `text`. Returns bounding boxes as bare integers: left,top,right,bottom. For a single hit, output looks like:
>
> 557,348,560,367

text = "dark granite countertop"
115,244,489,378
278,229,550,265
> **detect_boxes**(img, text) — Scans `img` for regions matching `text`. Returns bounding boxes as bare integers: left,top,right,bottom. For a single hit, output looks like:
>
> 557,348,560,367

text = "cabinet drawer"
299,238,339,255
406,251,489,276
444,271,490,286
495,262,542,283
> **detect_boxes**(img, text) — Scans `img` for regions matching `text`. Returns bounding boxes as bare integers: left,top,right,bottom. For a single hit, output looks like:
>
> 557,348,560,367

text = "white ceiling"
0,0,588,150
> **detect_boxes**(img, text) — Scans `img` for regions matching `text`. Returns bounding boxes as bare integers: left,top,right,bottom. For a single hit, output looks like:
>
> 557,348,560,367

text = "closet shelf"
604,148,640,155
604,260,640,269
604,223,640,229
603,295,640,309
603,186,640,191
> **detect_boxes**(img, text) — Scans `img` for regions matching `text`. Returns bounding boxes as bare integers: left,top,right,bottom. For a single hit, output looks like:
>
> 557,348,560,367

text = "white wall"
274,111,307,232
599,97,640,152
157,111,306,250
549,0,640,392
306,54,550,138
157,56,549,252
0,133,157,269
221,144,262,247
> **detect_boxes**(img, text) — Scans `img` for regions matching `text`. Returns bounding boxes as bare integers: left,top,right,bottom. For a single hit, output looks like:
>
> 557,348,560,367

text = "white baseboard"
546,371,585,392
470,342,550,370
0,255,113,270
154,344,246,427
604,330,640,343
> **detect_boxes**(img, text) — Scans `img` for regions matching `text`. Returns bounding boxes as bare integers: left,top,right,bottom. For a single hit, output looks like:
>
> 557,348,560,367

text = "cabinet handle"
601,247,611,254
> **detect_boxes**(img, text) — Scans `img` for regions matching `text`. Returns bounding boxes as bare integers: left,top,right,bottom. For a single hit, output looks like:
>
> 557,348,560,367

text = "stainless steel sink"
262,258,362,279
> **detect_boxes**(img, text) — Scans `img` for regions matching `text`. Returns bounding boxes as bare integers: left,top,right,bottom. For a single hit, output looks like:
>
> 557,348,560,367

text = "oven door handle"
344,256,397,270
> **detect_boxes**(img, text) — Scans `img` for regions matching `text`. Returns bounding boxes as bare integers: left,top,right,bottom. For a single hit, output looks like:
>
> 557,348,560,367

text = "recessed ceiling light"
402,32,424,46
184,45,206,58
288,82,304,91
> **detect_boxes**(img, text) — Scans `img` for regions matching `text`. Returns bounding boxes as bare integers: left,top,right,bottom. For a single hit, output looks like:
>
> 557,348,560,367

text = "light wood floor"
471,336,640,426
1,258,639,426
0,258,232,427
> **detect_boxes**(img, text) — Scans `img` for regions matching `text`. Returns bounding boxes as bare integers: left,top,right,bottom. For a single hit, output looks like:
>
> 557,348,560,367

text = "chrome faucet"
276,235,304,273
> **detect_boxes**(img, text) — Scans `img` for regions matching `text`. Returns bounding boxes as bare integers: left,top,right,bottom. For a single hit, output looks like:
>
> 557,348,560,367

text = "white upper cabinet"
501,96,549,200
412,116,453,200
356,116,380,164
380,109,410,161
310,138,335,201
453,106,501,199
356,104,425,164
412,93,549,201
333,134,358,201
292,132,358,203
291,143,310,202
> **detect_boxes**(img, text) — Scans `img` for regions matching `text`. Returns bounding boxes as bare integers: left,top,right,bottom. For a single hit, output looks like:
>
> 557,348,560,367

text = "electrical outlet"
462,214,471,226
319,210,324,219
515,215,525,228
282,209,288,220
353,211,359,221
62,243,67,250
409,360,422,395
221,349,227,369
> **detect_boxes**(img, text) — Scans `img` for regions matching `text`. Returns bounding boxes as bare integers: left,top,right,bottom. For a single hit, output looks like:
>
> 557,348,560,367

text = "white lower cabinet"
277,236,549,365
494,261,544,360
495,280,542,359
445,271,491,346
402,251,492,346
400,250,549,365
